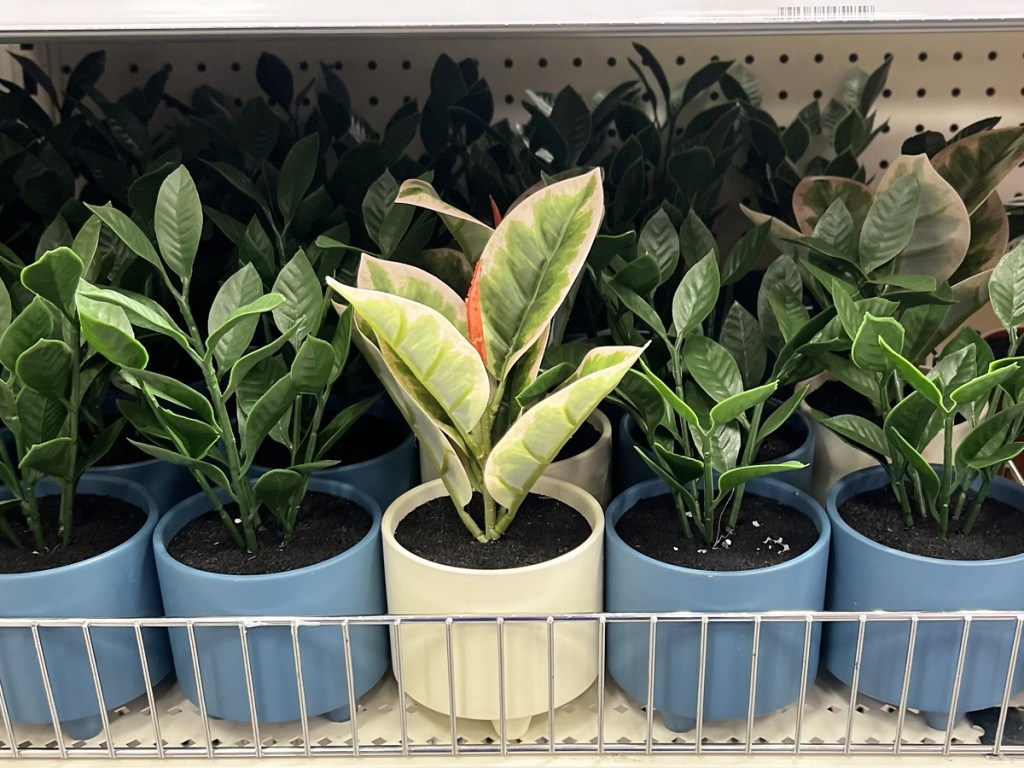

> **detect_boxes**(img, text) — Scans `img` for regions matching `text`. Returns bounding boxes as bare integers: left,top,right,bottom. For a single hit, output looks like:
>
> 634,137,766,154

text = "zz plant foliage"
812,242,1024,537
77,166,372,553
329,170,644,543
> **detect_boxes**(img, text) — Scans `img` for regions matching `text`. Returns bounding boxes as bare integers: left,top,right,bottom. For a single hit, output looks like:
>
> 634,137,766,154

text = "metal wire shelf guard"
1,611,1023,758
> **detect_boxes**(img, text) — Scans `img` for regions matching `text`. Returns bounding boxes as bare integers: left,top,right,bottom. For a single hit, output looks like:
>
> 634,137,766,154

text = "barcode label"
775,3,875,18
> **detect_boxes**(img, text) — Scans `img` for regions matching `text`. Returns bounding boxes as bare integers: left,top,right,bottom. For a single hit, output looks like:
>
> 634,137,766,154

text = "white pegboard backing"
24,31,1024,202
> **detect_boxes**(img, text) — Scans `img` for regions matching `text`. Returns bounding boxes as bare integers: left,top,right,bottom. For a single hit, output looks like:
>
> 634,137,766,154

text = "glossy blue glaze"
615,407,815,497
605,477,830,732
154,479,389,723
0,475,170,739
824,467,1024,727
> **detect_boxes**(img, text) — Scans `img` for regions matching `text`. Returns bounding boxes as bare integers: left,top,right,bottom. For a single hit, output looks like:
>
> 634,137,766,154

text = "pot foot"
326,704,351,723
660,712,697,733
922,709,964,731
63,714,103,740
492,716,532,740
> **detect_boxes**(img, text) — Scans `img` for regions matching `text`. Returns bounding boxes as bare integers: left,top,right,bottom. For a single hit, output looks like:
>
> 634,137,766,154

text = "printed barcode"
775,3,876,18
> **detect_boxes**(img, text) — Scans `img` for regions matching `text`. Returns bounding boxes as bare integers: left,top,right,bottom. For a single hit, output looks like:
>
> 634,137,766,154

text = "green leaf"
477,170,603,377
291,336,337,393
851,314,905,372
638,209,679,283
885,391,940,453
952,193,1008,285
0,296,53,372
879,337,946,411
817,413,889,458
890,429,940,507
253,469,305,517
932,127,1024,215
239,215,276,283
16,388,65,447
207,294,284,353
314,395,379,458
721,222,769,286
812,199,856,257
329,280,489,436
120,371,213,426
21,247,83,316
15,339,71,397
792,176,872,244
485,345,644,512
208,263,263,371
86,203,163,273
719,303,766,389
150,404,220,460
672,250,720,342
767,282,809,343
678,209,717,268
0,281,10,338
225,323,299,397
72,216,102,273
356,253,468,335
684,335,742,403
651,443,704,485
859,173,920,274
395,178,493,263
874,155,970,282
757,254,802,353
990,241,1024,333
637,359,700,430
128,441,231,492
272,250,322,341
956,404,1024,470
758,386,808,441
614,368,669,433
717,461,804,496
202,160,272,221
241,374,297,466
604,278,668,340
710,382,777,429
951,365,1018,406
76,284,191,352
20,437,74,482
154,166,202,281
277,134,320,225
515,362,575,410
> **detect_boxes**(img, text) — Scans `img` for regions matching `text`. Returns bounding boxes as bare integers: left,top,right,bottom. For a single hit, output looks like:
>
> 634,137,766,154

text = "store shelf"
3,0,1024,41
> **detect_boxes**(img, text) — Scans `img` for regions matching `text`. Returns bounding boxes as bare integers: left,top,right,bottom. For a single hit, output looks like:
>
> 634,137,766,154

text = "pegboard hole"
952,87,961,97
538,57,548,68
848,52,859,62
744,54,755,64
918,52,928,61
676,55,685,66
880,160,890,169
332,61,343,70
814,53,824,62
129,63,139,74
504,58,514,68
504,94,514,104
916,88,926,98
231,62,240,72
367,60,377,70
813,89,823,98
607,56,617,67
953,51,963,61
915,124,925,133
987,87,997,97
778,90,789,100
573,57,583,67
709,91,720,101
882,88,892,98
779,53,789,63
950,123,959,132
369,96,379,106
988,51,998,60
197,62,207,73
402,60,411,70
299,61,309,71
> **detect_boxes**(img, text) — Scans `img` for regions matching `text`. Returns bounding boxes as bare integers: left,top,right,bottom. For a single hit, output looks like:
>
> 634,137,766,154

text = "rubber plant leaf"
931,126,1024,215
395,178,494,263
356,253,468,336
485,345,644,513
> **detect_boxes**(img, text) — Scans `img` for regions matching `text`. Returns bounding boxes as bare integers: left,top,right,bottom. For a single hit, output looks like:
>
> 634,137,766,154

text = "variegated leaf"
792,176,873,242
395,179,493,262
934,269,995,345
327,279,489,436
932,127,1024,215
484,345,643,512
478,169,604,379
951,192,1009,284
356,253,469,337
875,154,969,282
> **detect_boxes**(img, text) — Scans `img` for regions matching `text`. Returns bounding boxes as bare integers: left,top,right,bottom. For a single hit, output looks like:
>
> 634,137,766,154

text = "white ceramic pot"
418,409,613,508
805,374,972,504
382,476,603,738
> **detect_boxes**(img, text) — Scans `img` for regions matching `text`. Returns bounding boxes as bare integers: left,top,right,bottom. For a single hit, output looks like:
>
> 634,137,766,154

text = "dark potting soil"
395,492,592,570
755,418,805,462
805,380,879,423
167,492,371,575
554,421,600,462
615,493,819,571
838,487,1024,560
254,414,406,468
0,495,146,574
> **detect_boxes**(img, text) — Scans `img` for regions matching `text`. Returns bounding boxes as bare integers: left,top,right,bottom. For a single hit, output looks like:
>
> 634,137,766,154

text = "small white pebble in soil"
234,518,242,524
752,520,760,528
725,538,732,546
672,546,678,551
781,543,790,553
697,548,707,554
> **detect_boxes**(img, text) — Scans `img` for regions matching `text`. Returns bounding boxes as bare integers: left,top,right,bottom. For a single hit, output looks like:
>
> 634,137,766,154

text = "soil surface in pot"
838,487,1024,560
395,492,592,569
168,492,371,575
0,495,146,574
806,380,879,422
255,414,407,468
616,493,819,570
555,421,600,462
630,419,803,463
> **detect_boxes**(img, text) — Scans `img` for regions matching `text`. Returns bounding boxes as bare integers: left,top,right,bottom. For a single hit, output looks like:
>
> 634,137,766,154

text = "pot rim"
827,464,1024,566
382,476,604,576
605,476,830,577
154,477,382,583
0,473,158,583
562,409,612,465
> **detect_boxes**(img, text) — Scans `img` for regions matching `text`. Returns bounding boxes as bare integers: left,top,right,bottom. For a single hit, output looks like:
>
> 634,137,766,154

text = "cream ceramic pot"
382,476,603,738
418,409,613,508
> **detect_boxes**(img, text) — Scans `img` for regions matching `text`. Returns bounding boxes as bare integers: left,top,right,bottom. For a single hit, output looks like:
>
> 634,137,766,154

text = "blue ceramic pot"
154,479,389,723
88,455,197,516
0,474,171,739
615,406,815,497
824,466,1024,730
606,477,830,732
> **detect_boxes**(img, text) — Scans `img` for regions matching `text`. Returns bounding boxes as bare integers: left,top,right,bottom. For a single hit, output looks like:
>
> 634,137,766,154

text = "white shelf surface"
4,0,1024,39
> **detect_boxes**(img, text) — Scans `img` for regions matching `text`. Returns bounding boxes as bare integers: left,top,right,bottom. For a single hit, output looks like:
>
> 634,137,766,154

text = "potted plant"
820,244,1024,729
328,169,644,737
77,166,389,724
749,126,1024,499
597,209,816,496
0,247,170,739
605,252,830,732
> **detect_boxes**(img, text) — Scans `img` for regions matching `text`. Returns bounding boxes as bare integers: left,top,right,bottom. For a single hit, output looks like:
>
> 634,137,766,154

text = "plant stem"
701,434,715,544
962,476,992,536
938,415,954,538
671,488,693,539
60,315,84,547
727,399,766,531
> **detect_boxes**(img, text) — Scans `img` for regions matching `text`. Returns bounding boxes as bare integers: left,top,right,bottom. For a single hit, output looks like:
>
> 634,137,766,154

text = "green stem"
671,488,693,539
60,315,84,547
962,476,992,536
701,435,715,544
193,471,244,549
938,415,954,538
889,470,914,528
727,399,767,531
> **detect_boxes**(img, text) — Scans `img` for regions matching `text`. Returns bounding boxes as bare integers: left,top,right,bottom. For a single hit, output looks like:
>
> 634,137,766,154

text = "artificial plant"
77,166,372,552
328,169,644,543
808,241,1024,537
